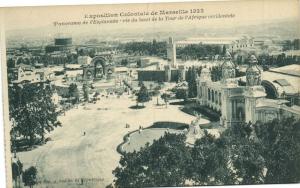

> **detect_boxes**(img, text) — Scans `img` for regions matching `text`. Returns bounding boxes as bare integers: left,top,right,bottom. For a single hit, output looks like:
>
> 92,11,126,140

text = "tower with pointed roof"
220,52,241,127
167,37,177,68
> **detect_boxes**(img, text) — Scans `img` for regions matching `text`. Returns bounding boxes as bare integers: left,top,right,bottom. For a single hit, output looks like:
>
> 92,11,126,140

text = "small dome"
222,52,235,69
249,55,258,64
225,51,232,60
246,55,261,86
200,67,211,82
246,55,261,74
222,60,235,69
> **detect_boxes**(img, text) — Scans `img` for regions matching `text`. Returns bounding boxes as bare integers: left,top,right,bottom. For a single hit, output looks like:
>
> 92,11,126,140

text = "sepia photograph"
0,0,300,187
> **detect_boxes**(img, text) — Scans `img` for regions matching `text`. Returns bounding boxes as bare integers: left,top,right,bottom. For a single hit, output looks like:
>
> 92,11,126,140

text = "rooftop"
268,64,300,77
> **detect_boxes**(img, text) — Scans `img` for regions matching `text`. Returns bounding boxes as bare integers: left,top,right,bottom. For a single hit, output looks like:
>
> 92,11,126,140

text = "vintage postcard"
0,0,300,187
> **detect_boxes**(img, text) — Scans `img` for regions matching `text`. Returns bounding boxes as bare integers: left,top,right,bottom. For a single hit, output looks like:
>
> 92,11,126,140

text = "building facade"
196,53,300,127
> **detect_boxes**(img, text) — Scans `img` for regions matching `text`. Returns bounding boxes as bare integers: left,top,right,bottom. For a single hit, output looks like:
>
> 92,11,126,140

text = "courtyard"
16,94,209,188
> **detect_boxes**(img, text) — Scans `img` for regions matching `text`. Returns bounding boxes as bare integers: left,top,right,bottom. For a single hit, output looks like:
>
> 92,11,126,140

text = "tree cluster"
136,82,151,106
186,67,199,98
120,40,167,57
113,117,300,187
67,83,80,104
210,66,222,82
12,159,38,188
258,54,300,67
235,53,300,67
177,44,225,60
114,133,191,187
22,166,38,188
8,83,61,147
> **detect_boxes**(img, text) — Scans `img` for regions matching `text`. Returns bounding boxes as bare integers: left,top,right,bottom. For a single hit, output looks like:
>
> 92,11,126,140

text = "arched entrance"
83,55,114,81
91,56,107,80
261,80,278,99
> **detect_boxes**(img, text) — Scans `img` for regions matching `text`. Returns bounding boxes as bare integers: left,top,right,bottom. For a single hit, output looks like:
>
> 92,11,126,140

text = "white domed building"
196,53,300,127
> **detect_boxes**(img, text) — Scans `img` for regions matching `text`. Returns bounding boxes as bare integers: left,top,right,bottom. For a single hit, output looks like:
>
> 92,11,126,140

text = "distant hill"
6,18,300,47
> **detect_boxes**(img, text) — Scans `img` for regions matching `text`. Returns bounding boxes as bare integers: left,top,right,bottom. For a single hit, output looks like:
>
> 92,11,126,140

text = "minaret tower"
167,37,177,68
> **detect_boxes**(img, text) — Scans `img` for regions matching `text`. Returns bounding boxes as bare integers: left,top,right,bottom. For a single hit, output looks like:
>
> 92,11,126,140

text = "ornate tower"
221,52,236,84
246,55,261,86
220,52,239,127
244,55,266,123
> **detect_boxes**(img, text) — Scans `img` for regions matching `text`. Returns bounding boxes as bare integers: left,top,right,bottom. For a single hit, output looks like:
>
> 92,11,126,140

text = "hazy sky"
1,0,299,38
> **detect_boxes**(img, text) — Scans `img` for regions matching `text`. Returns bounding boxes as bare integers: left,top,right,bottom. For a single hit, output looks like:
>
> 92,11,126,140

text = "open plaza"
16,92,211,187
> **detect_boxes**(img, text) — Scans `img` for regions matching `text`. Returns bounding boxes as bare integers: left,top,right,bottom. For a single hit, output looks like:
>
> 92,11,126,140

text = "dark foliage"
121,40,167,57
186,67,198,98
254,117,300,183
12,159,23,186
136,83,151,106
114,133,191,187
113,117,300,186
67,83,79,104
189,131,234,185
150,121,189,130
175,88,188,101
177,44,223,60
22,166,37,188
9,83,60,147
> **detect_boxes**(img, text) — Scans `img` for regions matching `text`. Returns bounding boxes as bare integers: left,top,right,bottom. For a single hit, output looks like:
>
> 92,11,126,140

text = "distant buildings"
176,36,254,52
6,35,300,116
7,64,53,84
64,64,83,82
45,37,72,53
